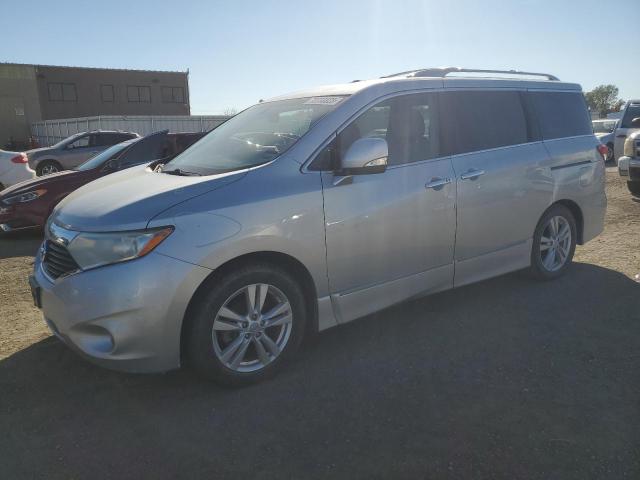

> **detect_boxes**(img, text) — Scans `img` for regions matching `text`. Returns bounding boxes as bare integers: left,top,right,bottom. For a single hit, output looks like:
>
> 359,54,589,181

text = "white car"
0,149,36,191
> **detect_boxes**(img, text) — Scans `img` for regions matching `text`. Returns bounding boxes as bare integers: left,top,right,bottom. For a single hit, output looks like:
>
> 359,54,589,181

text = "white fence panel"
31,115,229,146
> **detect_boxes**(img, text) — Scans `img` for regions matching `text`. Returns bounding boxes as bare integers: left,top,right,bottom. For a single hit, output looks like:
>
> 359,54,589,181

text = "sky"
2,0,639,114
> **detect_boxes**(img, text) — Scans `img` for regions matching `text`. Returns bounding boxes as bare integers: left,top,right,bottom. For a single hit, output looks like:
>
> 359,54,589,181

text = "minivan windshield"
73,140,136,171
165,96,346,175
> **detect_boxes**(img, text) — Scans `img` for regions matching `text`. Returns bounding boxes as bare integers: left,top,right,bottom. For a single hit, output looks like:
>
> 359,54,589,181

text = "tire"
36,160,62,176
186,263,306,386
529,204,577,280
606,143,614,163
627,181,640,197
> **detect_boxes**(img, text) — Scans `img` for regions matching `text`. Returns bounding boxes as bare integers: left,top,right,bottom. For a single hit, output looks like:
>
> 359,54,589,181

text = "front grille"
630,165,640,181
43,240,80,279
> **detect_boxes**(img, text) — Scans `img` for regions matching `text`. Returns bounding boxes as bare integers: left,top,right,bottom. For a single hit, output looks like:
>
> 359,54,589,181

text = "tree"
222,107,238,116
584,85,620,118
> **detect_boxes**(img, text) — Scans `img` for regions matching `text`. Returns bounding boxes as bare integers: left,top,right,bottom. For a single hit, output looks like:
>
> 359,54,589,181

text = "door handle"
425,177,451,190
460,169,485,180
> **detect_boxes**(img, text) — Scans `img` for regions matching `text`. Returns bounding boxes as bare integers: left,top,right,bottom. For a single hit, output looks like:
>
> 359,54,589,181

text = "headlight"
623,137,635,157
2,189,47,205
66,227,173,270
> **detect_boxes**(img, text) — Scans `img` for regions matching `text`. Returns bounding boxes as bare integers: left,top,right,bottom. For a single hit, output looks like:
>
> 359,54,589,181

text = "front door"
320,92,456,323
62,134,100,168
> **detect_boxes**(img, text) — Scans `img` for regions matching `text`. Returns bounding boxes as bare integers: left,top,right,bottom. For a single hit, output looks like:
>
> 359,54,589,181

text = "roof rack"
382,67,559,81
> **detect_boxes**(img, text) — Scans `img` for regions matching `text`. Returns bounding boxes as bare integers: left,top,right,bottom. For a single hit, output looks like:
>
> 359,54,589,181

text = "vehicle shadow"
1,263,639,479
0,231,43,259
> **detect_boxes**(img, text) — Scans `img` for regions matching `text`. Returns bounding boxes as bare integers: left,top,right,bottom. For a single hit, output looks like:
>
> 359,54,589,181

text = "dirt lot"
1,170,639,479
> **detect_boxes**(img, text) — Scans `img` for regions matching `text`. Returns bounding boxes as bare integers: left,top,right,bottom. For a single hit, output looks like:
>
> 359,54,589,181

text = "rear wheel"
628,181,640,197
606,143,614,163
36,160,62,176
186,263,306,385
529,204,577,280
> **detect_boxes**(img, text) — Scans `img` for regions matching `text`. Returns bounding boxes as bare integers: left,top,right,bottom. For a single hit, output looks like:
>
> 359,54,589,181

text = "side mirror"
339,137,388,175
631,117,640,128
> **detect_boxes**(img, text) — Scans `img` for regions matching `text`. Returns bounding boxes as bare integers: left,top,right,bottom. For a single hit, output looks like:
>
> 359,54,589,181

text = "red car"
0,131,205,233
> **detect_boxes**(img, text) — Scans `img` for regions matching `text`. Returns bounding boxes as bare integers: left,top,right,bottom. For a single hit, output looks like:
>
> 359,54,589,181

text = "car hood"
25,147,52,158
52,165,247,232
0,170,79,198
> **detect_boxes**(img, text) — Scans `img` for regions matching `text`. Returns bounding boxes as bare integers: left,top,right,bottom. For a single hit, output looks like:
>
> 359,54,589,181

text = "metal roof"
0,62,188,75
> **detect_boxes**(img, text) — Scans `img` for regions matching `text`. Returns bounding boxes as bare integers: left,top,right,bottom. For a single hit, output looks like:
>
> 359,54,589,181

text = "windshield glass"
592,120,616,133
50,133,84,149
165,96,347,175
74,140,135,171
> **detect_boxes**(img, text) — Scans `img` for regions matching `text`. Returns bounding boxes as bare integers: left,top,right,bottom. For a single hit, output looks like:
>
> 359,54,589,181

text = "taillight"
596,144,608,160
10,153,28,164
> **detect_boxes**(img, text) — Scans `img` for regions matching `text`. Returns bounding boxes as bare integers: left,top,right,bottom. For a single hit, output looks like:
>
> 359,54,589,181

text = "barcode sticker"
303,96,344,106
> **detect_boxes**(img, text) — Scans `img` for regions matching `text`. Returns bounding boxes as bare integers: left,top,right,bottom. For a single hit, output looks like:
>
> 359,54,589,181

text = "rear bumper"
0,165,36,189
34,248,211,373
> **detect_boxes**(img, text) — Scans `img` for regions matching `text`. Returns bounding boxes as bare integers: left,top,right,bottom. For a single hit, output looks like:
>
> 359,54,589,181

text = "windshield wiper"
161,168,201,176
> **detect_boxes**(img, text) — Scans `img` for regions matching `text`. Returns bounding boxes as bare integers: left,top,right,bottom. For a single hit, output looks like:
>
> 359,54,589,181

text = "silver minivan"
30,68,606,385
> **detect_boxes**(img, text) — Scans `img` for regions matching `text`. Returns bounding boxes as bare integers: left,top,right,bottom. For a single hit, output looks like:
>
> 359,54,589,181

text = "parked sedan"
592,119,617,162
28,130,139,176
0,149,36,190
0,131,204,233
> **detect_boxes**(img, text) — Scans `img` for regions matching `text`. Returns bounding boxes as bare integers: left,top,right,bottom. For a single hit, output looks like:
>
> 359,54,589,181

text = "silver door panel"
331,263,453,324
321,158,456,295
452,142,552,262
454,239,532,288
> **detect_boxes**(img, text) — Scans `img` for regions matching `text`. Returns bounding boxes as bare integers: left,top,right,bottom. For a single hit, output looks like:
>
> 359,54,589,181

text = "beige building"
0,63,190,148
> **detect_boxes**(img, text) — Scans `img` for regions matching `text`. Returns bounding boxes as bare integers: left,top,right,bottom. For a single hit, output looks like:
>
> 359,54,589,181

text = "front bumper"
34,248,211,373
0,201,46,231
629,158,640,182
618,156,630,177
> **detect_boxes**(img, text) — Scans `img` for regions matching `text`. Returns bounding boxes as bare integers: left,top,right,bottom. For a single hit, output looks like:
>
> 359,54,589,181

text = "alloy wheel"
41,164,59,175
539,216,571,272
212,283,293,372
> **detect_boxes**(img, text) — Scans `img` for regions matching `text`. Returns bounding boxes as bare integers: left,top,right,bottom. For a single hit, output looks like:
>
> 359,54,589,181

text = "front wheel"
529,205,577,280
186,264,306,385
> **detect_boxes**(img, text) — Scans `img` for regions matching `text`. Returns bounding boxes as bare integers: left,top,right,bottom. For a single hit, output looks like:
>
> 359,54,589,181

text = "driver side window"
68,136,89,149
308,93,441,170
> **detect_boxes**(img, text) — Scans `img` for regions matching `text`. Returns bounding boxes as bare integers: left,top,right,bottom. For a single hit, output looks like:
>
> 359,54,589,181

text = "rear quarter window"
530,91,592,140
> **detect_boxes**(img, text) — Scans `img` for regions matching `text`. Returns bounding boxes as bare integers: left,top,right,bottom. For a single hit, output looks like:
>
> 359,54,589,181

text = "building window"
100,84,114,103
127,85,151,103
48,82,77,102
161,86,185,103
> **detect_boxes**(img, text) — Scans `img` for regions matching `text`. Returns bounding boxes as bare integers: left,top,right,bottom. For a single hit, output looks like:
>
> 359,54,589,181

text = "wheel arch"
35,158,63,173
549,199,584,244
179,250,319,362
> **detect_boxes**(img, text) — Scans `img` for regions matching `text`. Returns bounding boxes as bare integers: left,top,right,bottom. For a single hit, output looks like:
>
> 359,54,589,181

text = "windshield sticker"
304,96,344,106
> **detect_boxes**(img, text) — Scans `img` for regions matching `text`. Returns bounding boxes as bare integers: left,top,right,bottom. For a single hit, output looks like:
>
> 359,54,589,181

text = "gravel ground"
0,170,639,479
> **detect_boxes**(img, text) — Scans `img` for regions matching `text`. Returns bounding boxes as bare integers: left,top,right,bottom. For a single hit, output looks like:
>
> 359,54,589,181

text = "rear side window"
530,91,592,140
621,104,640,128
118,134,167,168
442,91,528,155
